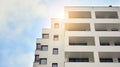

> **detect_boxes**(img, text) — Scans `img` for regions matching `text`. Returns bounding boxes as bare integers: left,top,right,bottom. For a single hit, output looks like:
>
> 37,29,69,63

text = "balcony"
68,11,91,18
95,23,120,31
99,52,120,63
65,52,94,63
69,37,95,46
64,37,95,51
95,11,118,19
64,52,120,67
65,23,90,31
100,37,120,46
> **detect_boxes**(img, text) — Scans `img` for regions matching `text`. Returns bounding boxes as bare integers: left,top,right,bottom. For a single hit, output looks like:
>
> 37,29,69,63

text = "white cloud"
1,50,34,67
0,0,48,40
13,52,34,67
0,0,47,67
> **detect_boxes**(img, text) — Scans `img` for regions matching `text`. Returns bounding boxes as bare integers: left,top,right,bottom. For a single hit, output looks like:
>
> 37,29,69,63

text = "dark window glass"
52,63,58,67
42,34,49,39
41,45,48,51
69,58,89,62
118,58,120,62
100,58,113,62
36,43,41,50
54,35,59,40
35,55,39,62
40,58,47,64
53,48,58,55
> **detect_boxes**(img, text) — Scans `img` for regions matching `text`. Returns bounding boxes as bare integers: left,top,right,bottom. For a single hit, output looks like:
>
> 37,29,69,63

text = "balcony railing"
69,43,87,46
69,58,89,62
95,23,120,31
100,37,120,46
69,37,95,46
65,52,94,63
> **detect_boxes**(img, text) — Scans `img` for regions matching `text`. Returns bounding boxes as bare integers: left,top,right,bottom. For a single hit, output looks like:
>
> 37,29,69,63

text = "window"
100,58,113,62
54,35,59,40
54,23,59,28
69,58,89,62
40,58,47,64
41,45,48,51
69,11,91,18
95,11,118,18
35,55,39,62
53,48,58,55
52,63,58,67
36,43,41,50
100,42,110,46
42,34,49,39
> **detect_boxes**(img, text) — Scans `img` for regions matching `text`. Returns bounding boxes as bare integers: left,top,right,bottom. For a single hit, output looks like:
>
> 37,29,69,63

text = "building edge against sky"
33,6,120,67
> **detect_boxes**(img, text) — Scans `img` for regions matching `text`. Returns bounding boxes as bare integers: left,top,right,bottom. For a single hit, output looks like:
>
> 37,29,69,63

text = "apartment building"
33,6,120,67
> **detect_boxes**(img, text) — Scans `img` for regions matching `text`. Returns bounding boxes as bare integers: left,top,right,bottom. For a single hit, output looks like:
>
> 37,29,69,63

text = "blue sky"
0,0,120,67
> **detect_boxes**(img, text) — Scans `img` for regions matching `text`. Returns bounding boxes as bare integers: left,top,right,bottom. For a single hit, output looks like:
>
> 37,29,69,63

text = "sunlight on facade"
33,6,120,67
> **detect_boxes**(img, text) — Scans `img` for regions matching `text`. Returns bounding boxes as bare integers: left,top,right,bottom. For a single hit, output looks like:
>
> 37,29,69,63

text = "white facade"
33,6,120,67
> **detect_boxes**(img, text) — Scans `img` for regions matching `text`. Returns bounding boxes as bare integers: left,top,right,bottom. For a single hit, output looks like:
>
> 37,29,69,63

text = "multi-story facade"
33,6,120,67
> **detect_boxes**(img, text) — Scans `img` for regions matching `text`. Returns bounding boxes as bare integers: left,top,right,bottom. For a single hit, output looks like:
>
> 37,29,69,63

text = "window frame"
36,43,41,50
53,48,58,55
41,45,48,51
53,35,59,40
35,55,39,62
40,58,47,64
42,34,49,39
52,63,58,67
